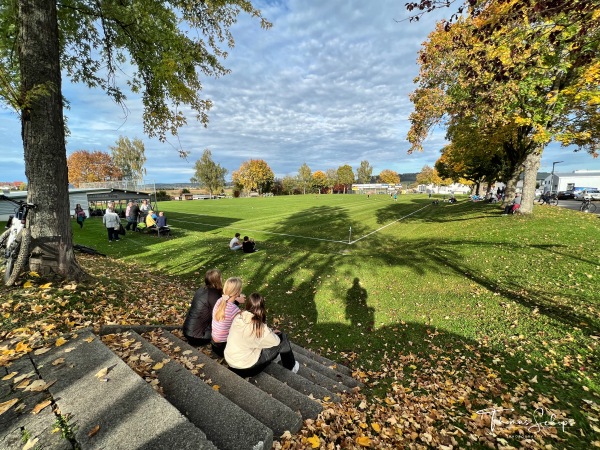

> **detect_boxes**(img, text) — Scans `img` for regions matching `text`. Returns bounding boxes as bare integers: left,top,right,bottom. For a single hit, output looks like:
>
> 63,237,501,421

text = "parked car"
556,190,576,200
575,189,600,200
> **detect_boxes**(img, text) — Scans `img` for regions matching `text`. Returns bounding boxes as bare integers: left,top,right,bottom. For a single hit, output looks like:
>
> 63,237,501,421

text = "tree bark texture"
520,150,542,215
19,0,85,280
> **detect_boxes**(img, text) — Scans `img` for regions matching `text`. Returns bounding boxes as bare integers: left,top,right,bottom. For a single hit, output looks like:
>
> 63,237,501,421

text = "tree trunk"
519,150,542,215
19,0,85,280
503,168,521,205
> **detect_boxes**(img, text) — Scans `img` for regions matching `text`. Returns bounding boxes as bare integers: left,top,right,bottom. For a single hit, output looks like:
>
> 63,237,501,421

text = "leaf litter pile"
1,254,599,449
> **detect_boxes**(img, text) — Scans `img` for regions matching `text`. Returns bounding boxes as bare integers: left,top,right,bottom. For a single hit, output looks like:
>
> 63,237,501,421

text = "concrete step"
152,330,304,436
0,356,71,450
1,326,361,450
30,330,216,450
124,331,273,450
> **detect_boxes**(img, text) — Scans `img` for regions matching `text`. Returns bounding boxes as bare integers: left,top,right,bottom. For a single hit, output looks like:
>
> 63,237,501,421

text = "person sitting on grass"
183,269,223,346
503,193,522,215
242,236,258,253
225,292,299,377
211,277,246,357
229,232,242,251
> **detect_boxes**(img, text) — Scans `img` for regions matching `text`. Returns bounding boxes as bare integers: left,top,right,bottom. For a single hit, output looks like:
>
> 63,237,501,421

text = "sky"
1,0,599,184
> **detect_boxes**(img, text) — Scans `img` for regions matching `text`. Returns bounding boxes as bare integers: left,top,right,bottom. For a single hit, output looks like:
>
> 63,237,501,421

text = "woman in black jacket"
183,269,223,346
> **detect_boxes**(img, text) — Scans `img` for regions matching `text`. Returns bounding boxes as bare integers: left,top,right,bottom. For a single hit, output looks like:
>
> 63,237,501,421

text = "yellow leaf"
55,337,67,347
0,398,19,416
471,412,479,420
22,437,39,450
359,422,367,429
2,372,17,381
34,347,51,355
356,436,371,447
84,336,95,343
29,271,40,277
409,365,417,370
152,362,164,370
307,435,320,448
15,341,32,353
478,385,487,392
323,396,330,401
40,282,53,289
52,358,65,366
371,422,381,433
95,367,109,378
212,384,220,391
22,280,34,289
32,399,52,415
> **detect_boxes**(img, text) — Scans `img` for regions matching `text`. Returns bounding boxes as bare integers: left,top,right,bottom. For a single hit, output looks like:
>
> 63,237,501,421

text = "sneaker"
292,361,300,374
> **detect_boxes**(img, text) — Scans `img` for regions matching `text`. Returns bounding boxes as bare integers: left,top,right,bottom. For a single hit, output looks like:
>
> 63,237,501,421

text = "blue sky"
1,0,599,184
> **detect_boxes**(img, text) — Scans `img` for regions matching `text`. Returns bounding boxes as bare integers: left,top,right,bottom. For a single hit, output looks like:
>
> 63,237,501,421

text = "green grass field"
4,193,600,447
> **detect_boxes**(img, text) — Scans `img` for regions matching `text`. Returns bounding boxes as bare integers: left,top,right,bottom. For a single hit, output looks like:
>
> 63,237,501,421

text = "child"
211,277,246,356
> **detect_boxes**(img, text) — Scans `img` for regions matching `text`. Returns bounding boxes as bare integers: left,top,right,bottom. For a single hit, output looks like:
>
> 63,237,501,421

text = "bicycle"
538,193,558,206
0,195,36,286
580,198,597,213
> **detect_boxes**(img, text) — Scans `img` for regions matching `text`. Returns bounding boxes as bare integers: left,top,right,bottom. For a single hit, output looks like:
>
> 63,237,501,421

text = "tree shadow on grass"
375,200,499,226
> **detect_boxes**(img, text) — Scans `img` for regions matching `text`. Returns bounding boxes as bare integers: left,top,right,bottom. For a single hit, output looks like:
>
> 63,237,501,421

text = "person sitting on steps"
183,269,223,346
225,292,299,377
211,277,246,357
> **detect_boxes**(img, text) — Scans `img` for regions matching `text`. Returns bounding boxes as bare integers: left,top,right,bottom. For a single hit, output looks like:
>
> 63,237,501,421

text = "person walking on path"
75,204,86,229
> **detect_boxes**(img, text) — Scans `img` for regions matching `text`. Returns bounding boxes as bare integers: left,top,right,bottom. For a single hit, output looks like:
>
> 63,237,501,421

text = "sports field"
63,194,600,446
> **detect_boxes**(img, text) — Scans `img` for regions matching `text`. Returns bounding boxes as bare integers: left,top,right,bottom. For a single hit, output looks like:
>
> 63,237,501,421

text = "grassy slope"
2,194,599,447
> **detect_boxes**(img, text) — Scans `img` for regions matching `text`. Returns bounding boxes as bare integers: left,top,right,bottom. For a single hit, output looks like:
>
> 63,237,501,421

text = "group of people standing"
183,269,299,377
100,199,170,242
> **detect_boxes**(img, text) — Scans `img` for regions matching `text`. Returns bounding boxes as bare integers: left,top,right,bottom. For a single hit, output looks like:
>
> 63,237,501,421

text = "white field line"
348,204,431,245
172,203,431,246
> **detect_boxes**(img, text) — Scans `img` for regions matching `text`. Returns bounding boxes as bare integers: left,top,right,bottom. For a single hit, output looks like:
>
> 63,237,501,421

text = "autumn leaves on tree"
407,0,600,213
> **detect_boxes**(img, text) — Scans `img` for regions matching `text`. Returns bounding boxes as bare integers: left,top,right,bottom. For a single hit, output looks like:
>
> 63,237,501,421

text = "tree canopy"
407,0,600,213
297,163,312,195
378,169,400,185
0,0,270,281
67,150,122,187
232,159,274,194
356,160,373,184
336,165,355,194
109,136,147,186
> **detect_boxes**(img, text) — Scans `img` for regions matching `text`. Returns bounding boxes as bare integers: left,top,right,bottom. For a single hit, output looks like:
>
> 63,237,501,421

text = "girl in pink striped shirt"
211,277,246,356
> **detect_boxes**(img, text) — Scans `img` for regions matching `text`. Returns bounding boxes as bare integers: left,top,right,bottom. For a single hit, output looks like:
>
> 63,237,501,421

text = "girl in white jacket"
225,293,299,377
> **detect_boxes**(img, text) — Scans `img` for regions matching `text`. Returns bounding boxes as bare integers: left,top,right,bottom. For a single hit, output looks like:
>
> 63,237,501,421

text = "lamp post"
550,161,563,194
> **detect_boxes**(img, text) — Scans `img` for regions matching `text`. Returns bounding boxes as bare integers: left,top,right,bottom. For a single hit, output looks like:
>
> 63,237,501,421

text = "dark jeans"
229,332,296,377
185,328,211,347
125,218,138,231
211,340,226,357
107,227,120,241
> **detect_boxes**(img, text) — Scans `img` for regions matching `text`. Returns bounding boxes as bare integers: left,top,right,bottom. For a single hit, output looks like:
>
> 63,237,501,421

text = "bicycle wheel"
4,228,31,286
549,198,558,206
582,202,597,213
0,228,9,249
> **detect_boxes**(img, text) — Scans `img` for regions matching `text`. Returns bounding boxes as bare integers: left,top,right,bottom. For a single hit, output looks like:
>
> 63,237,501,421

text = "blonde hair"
214,277,242,322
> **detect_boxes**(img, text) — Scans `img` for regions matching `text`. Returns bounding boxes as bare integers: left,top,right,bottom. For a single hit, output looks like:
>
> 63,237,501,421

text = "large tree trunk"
19,0,85,280
519,150,542,215
503,167,521,205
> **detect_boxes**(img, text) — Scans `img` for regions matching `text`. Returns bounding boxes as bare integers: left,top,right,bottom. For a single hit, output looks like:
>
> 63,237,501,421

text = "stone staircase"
1,326,360,449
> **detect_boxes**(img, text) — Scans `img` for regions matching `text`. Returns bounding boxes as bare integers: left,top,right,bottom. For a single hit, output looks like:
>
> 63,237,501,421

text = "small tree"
379,169,400,185
337,164,355,194
325,169,338,194
297,163,312,195
356,160,373,184
110,136,147,187
312,170,327,193
191,149,228,198
231,159,274,194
